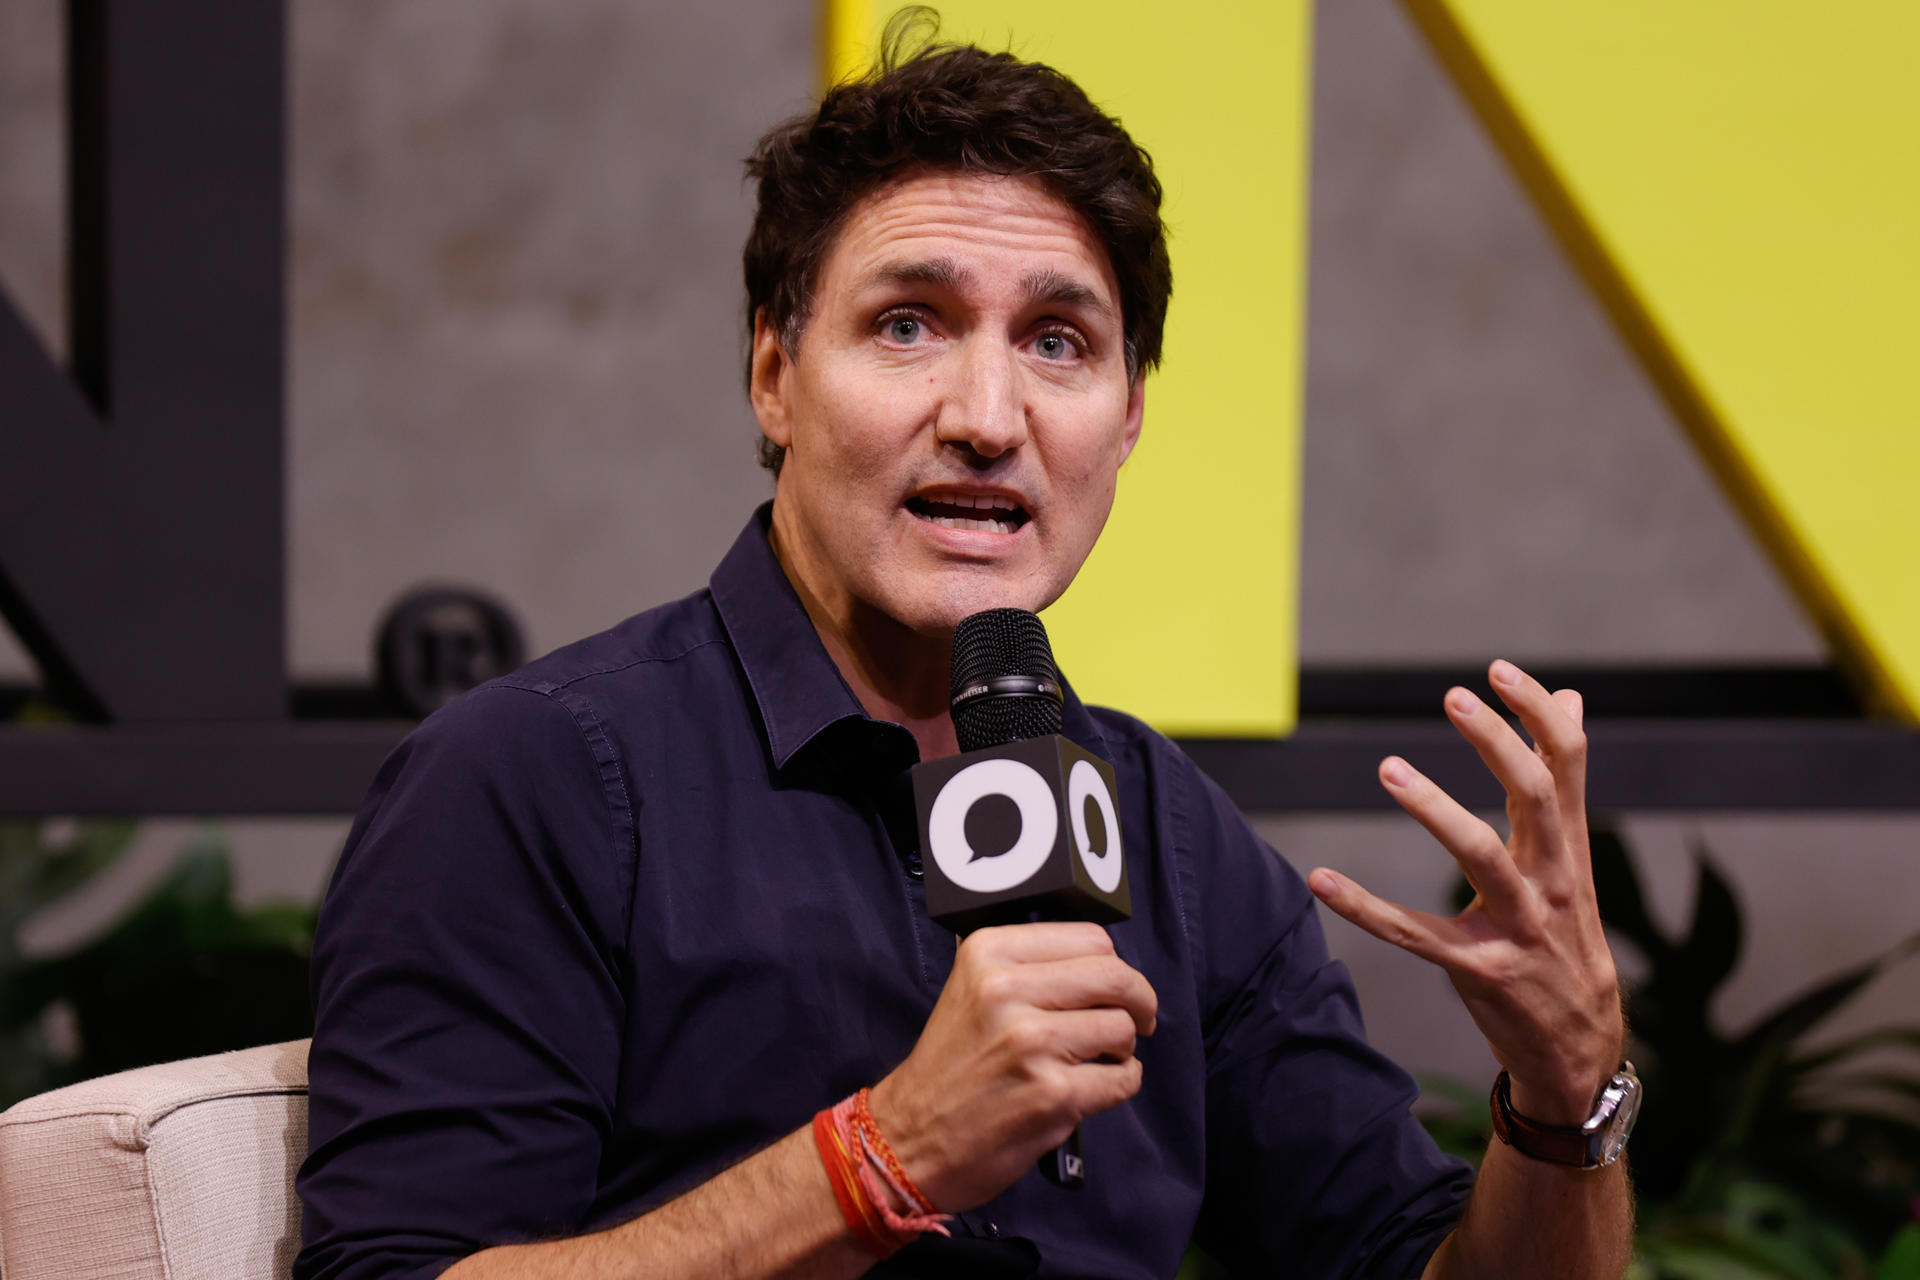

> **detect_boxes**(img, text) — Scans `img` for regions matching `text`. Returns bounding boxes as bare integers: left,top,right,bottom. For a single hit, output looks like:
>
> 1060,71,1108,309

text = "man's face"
752,170,1144,638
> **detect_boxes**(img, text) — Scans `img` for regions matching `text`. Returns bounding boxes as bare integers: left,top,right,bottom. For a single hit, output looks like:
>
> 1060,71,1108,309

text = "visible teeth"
923,493,1018,513
928,514,1015,532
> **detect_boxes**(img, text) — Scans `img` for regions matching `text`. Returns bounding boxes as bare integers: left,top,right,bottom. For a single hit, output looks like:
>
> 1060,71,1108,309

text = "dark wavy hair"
742,9,1172,475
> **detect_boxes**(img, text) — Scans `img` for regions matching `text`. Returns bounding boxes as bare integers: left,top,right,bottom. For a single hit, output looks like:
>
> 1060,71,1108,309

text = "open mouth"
906,493,1030,534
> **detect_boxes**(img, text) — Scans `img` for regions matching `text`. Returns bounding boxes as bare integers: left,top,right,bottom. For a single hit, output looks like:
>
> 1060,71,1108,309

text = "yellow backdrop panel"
823,3,1311,735
1406,1,1920,721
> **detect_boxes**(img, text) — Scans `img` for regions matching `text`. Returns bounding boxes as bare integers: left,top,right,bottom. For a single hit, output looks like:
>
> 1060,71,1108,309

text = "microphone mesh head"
950,608,1062,751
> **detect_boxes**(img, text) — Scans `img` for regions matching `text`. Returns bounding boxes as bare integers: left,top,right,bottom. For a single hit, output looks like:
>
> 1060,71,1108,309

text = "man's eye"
1034,331,1078,361
886,316,923,343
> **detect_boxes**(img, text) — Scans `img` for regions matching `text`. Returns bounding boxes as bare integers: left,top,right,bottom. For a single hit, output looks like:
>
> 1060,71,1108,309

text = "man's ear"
1118,375,1146,466
749,308,794,451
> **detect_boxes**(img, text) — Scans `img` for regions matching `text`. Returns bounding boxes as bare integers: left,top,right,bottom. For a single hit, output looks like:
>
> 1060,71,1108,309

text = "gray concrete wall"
1300,1,1821,664
1,1,1911,1084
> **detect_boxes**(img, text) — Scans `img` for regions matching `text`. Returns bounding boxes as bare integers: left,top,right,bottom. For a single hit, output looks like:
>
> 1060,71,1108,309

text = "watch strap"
1488,1070,1598,1168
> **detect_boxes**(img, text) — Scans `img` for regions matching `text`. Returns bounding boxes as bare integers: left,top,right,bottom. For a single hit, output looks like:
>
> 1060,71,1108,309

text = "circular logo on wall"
375,587,525,716
1067,759,1123,893
927,758,1059,894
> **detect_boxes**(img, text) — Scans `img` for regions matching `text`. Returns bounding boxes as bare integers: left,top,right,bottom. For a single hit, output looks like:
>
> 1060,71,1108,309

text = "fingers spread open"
1377,756,1529,917
1307,868,1473,969
1444,681,1558,836
1487,660,1588,820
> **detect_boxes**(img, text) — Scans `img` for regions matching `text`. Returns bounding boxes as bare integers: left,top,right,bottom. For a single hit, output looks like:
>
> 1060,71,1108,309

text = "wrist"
866,1075,943,1208
1492,1062,1641,1170
1505,1028,1628,1127
812,1089,951,1258
1504,1071,1608,1128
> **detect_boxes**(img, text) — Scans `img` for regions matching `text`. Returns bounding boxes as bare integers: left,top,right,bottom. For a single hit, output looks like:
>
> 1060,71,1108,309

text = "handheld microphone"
910,608,1131,1190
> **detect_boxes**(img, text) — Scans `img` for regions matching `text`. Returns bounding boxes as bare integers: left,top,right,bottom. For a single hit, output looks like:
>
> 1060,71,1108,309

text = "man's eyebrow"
859,257,973,293
856,259,1114,321
1020,268,1114,321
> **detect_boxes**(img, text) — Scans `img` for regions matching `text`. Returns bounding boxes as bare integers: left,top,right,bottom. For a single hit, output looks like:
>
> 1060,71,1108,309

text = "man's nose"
935,338,1029,458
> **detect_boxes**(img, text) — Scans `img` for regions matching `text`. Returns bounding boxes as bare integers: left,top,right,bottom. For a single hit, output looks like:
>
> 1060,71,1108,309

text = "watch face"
1596,1072,1643,1165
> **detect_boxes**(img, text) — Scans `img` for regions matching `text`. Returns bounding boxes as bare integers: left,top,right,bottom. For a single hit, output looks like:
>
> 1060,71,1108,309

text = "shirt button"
984,1220,1000,1238
906,852,924,879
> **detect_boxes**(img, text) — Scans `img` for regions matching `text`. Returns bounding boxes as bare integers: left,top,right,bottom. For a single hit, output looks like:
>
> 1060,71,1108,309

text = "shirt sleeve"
1174,756,1475,1280
295,684,633,1280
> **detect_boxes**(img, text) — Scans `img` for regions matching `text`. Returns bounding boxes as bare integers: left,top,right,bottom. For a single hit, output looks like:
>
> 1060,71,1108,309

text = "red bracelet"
812,1089,951,1257
848,1088,937,1215
812,1106,898,1258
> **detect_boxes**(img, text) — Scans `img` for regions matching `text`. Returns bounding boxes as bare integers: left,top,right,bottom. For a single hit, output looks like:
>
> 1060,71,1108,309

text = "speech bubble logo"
927,758,1057,894
1068,759,1123,893
962,792,1024,863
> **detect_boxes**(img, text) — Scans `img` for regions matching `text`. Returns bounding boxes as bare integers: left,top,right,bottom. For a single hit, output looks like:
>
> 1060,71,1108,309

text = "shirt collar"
710,503,876,771
709,502,1112,771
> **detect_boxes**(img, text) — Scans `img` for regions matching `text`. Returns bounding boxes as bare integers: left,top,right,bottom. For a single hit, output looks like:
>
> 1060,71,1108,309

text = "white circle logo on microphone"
1067,759,1123,893
927,758,1059,894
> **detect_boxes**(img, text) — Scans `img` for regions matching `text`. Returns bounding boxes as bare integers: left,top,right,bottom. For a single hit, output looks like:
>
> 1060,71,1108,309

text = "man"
297,30,1632,1280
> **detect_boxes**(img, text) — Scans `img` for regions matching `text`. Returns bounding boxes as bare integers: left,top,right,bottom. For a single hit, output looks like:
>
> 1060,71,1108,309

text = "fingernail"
1448,688,1481,716
1568,691,1584,727
1491,659,1520,687
1381,757,1413,787
1309,869,1342,901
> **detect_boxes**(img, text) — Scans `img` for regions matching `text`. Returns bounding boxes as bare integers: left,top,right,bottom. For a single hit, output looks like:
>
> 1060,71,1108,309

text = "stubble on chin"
906,564,1067,637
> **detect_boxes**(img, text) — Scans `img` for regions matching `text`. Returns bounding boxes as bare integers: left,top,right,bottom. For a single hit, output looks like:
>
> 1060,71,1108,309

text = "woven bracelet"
812,1106,898,1258
813,1090,952,1256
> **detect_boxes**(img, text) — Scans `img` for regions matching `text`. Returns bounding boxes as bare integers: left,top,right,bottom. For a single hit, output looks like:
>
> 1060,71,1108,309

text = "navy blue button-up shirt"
297,506,1472,1280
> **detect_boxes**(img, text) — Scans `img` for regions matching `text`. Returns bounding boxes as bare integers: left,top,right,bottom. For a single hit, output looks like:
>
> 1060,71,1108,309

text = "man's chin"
897,582,1063,638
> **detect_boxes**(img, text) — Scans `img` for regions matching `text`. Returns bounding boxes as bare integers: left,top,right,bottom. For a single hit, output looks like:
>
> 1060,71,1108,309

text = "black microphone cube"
912,734,1131,934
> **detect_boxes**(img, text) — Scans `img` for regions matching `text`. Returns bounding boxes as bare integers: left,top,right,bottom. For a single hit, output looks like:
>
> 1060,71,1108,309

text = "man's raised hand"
1307,659,1624,1126
868,922,1157,1212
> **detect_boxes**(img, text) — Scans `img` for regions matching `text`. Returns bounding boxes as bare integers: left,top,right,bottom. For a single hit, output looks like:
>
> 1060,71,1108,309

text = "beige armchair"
0,1040,309,1280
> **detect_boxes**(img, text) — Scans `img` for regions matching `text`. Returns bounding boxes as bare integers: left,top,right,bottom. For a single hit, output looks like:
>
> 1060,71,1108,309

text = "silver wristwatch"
1489,1062,1642,1169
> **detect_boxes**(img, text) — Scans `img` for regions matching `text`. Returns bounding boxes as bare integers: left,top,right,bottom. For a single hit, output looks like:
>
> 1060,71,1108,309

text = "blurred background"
2,1,1915,1274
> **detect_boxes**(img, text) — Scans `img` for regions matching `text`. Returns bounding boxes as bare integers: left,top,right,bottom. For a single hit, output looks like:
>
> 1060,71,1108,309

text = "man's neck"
766,525,961,763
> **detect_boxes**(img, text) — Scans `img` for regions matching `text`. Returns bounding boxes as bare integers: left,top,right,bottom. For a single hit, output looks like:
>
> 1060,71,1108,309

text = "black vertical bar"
67,0,110,415
0,0,288,722
103,1,288,720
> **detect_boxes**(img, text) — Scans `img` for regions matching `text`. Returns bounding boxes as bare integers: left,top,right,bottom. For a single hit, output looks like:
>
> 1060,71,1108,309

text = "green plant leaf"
1740,1109,1920,1250
1718,935,1920,1158
1677,846,1742,998
1635,1235,1800,1280
1633,1177,1875,1280
1568,828,1920,1255
1413,1074,1493,1166
1730,934,1920,1069
1877,1225,1920,1280
0,829,319,1109
34,819,141,902
1415,1073,1489,1112
1593,825,1672,963
1719,1179,1874,1278
0,819,139,935
1799,1070,1920,1112
1792,1028,1920,1078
